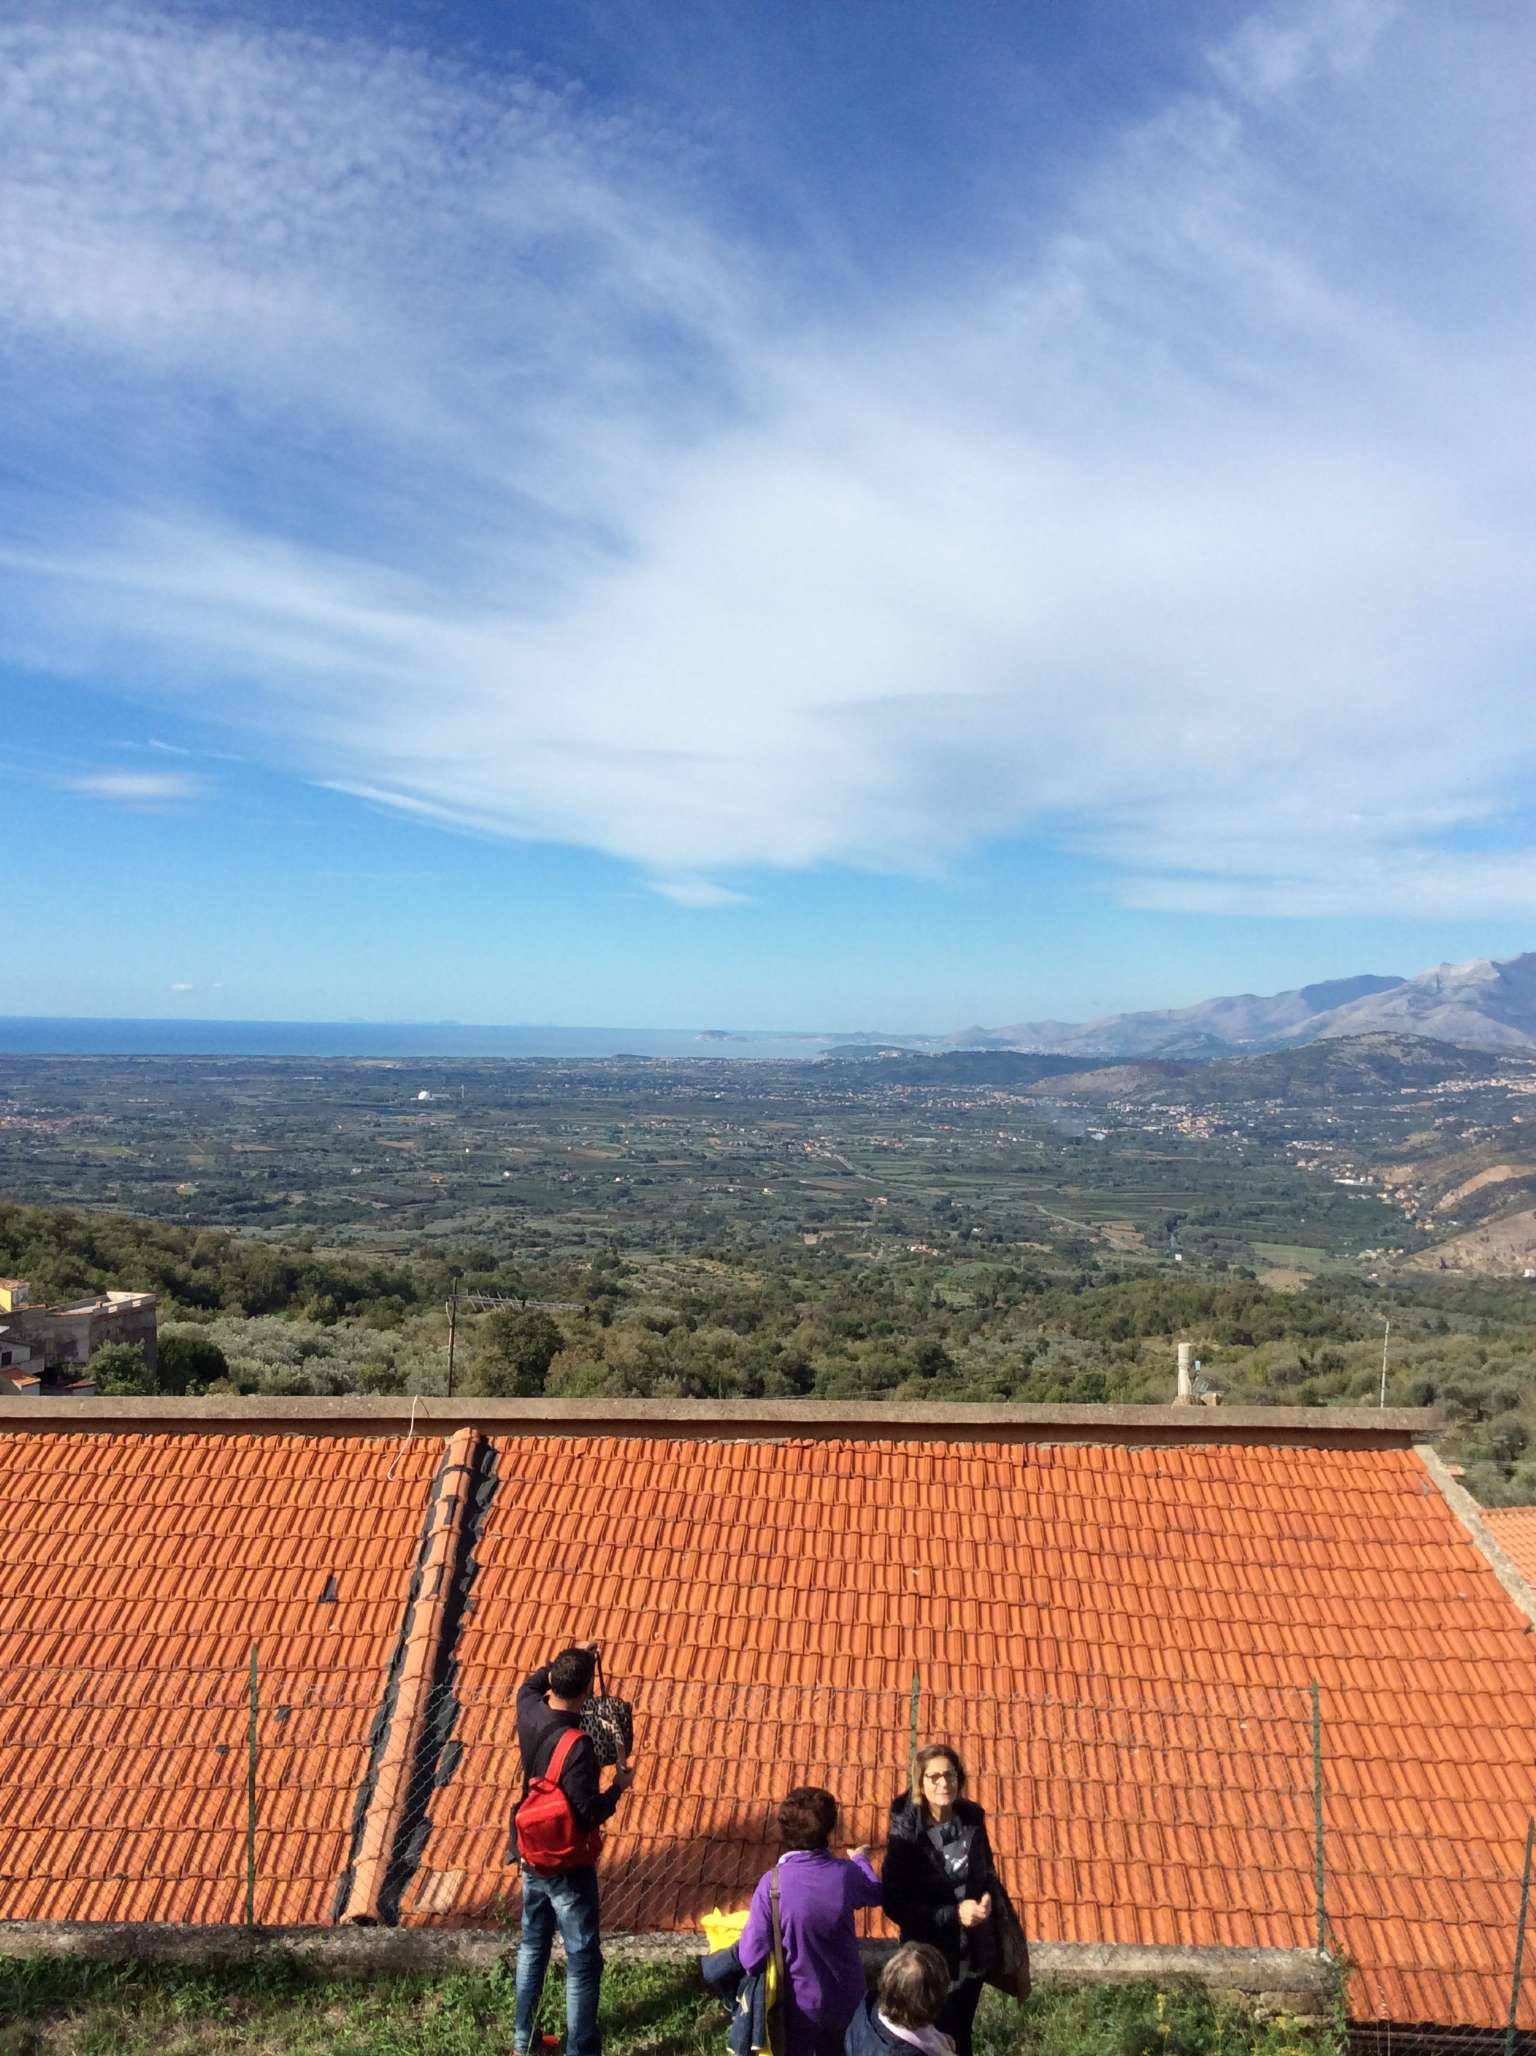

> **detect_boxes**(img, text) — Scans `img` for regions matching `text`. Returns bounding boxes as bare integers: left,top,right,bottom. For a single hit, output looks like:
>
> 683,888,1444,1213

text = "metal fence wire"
0,1660,1531,2047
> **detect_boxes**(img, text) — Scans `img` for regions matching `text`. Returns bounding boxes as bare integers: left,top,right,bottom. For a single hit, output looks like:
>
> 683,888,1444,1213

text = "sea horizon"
0,1015,900,1062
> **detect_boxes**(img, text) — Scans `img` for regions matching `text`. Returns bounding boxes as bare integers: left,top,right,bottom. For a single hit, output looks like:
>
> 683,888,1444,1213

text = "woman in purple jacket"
739,1787,884,2056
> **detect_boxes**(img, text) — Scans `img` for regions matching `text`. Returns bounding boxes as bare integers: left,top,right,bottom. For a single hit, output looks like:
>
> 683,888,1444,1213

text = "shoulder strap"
543,1724,585,1784
764,1871,788,2056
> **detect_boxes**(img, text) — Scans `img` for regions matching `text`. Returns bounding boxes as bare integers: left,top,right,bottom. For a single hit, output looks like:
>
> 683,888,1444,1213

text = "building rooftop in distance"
0,1398,1531,2034
50,1291,155,1315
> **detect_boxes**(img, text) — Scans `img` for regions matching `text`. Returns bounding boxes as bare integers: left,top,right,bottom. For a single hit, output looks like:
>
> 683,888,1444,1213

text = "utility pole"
1379,1315,1391,1409
446,1271,461,1399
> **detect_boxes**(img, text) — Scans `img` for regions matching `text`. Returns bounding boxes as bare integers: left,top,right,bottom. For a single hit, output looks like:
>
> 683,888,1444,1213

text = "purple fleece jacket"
739,1850,884,2056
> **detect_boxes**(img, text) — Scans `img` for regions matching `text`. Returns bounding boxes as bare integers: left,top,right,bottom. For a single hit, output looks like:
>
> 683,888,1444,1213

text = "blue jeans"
515,1864,604,2056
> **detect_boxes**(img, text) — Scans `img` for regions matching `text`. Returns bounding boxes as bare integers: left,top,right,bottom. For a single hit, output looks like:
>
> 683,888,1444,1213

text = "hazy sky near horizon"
4,0,1535,1029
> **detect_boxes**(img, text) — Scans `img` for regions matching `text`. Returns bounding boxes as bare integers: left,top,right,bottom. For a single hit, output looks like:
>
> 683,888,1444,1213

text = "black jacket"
509,1665,621,1852
881,1792,998,1982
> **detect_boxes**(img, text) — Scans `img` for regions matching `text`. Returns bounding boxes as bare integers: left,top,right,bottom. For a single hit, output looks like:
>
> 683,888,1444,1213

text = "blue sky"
4,0,1535,1032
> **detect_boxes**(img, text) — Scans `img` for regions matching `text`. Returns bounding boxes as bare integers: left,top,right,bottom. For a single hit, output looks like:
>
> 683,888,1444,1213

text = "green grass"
0,1956,1341,2056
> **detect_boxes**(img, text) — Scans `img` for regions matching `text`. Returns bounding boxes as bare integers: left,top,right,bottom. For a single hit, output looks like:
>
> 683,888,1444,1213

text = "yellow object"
700,1906,750,1953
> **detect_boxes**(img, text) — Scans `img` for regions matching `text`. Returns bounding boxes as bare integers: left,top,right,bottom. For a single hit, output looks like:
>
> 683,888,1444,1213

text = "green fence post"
1311,1681,1326,1955
1506,1817,1535,2056
245,1643,259,1928
908,1669,921,1796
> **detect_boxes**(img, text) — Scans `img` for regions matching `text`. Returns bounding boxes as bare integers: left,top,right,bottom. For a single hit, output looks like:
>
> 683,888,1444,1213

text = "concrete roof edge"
0,1394,1442,1442
1414,1442,1536,1630
0,1922,1331,1999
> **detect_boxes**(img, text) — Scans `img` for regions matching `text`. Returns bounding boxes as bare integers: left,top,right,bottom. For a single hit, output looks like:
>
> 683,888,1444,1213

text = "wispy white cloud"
1126,853,1536,922
1211,0,1393,99
650,879,753,909
113,738,244,763
63,771,205,805
2,2,1534,916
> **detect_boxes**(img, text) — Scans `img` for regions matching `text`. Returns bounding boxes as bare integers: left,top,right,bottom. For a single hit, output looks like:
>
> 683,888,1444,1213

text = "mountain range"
949,952,1536,1060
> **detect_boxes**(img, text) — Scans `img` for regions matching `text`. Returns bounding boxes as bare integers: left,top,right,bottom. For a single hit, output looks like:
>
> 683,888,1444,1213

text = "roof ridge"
335,1428,481,1924
1412,1442,1536,1631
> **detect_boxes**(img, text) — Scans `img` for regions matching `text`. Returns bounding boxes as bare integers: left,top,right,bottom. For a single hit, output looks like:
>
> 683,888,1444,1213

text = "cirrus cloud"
1,2,1534,915
62,771,206,806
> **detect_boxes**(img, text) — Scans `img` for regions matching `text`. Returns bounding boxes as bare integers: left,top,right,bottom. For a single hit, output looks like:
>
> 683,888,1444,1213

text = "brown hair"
777,1786,838,1851
879,1942,950,2029
912,1743,968,1822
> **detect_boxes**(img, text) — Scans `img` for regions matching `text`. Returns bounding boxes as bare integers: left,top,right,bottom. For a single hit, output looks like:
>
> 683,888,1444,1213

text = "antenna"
1378,1315,1391,1408
446,1270,461,1399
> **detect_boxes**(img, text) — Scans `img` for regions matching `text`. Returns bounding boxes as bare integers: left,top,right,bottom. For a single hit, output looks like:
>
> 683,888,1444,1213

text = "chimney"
1175,1341,1195,1404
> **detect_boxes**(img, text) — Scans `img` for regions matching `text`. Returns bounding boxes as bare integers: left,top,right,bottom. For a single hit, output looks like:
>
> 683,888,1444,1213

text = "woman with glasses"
880,1745,998,2056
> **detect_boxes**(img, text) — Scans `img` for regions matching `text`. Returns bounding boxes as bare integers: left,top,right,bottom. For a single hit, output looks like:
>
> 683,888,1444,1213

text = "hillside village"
1018,1040,1536,1273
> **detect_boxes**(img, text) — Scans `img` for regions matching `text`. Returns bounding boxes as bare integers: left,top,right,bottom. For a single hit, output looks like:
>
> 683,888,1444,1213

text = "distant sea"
0,1017,865,1061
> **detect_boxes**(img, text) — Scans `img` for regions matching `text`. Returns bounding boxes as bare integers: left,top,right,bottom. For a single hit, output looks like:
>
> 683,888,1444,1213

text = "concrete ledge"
0,1922,1332,2010
0,1393,1441,1447
1416,1444,1536,1630
0,1921,509,1972
1027,1941,1329,1998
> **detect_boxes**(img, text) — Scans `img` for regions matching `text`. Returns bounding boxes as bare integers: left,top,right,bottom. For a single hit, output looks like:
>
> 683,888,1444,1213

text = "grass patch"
0,1955,1341,2056
1249,1244,1329,1269
1256,1268,1313,1294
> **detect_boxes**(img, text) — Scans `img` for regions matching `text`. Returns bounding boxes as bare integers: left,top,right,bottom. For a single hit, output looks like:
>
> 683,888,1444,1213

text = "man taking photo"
510,1641,636,2056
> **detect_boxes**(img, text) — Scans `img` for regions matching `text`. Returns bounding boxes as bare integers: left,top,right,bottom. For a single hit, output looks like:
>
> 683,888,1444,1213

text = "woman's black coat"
881,1791,999,1982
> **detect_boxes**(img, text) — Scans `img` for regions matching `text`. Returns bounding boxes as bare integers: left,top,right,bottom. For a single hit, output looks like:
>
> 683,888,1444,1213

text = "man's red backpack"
514,1728,603,1874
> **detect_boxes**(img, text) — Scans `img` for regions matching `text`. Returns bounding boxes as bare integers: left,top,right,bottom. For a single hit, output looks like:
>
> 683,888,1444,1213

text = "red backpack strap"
542,1725,585,1783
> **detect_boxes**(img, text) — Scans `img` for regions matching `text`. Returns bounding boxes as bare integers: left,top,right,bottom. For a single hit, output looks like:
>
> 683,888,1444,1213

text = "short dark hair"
548,1647,597,1699
777,1786,838,1851
879,1942,950,2029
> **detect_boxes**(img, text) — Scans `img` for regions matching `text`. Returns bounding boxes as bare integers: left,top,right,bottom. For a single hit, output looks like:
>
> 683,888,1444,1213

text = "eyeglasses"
922,1769,959,1784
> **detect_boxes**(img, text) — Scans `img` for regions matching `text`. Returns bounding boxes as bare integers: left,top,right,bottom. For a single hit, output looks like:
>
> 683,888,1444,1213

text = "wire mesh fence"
0,1653,386,1925
0,1657,1531,2047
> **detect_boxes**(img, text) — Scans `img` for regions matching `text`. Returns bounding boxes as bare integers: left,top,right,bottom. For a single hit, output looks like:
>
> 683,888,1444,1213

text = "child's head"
878,1942,950,2030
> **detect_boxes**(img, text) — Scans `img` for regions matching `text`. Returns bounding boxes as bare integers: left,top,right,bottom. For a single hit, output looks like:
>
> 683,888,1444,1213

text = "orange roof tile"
4,1411,1533,2032
1483,1506,1536,1590
0,1430,441,1926
401,1433,1536,2034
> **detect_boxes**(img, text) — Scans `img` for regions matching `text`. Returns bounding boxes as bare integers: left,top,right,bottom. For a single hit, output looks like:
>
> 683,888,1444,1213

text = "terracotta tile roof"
1484,1506,1536,1589
3,1411,1533,2033
0,1430,442,1925
402,1433,1536,2034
